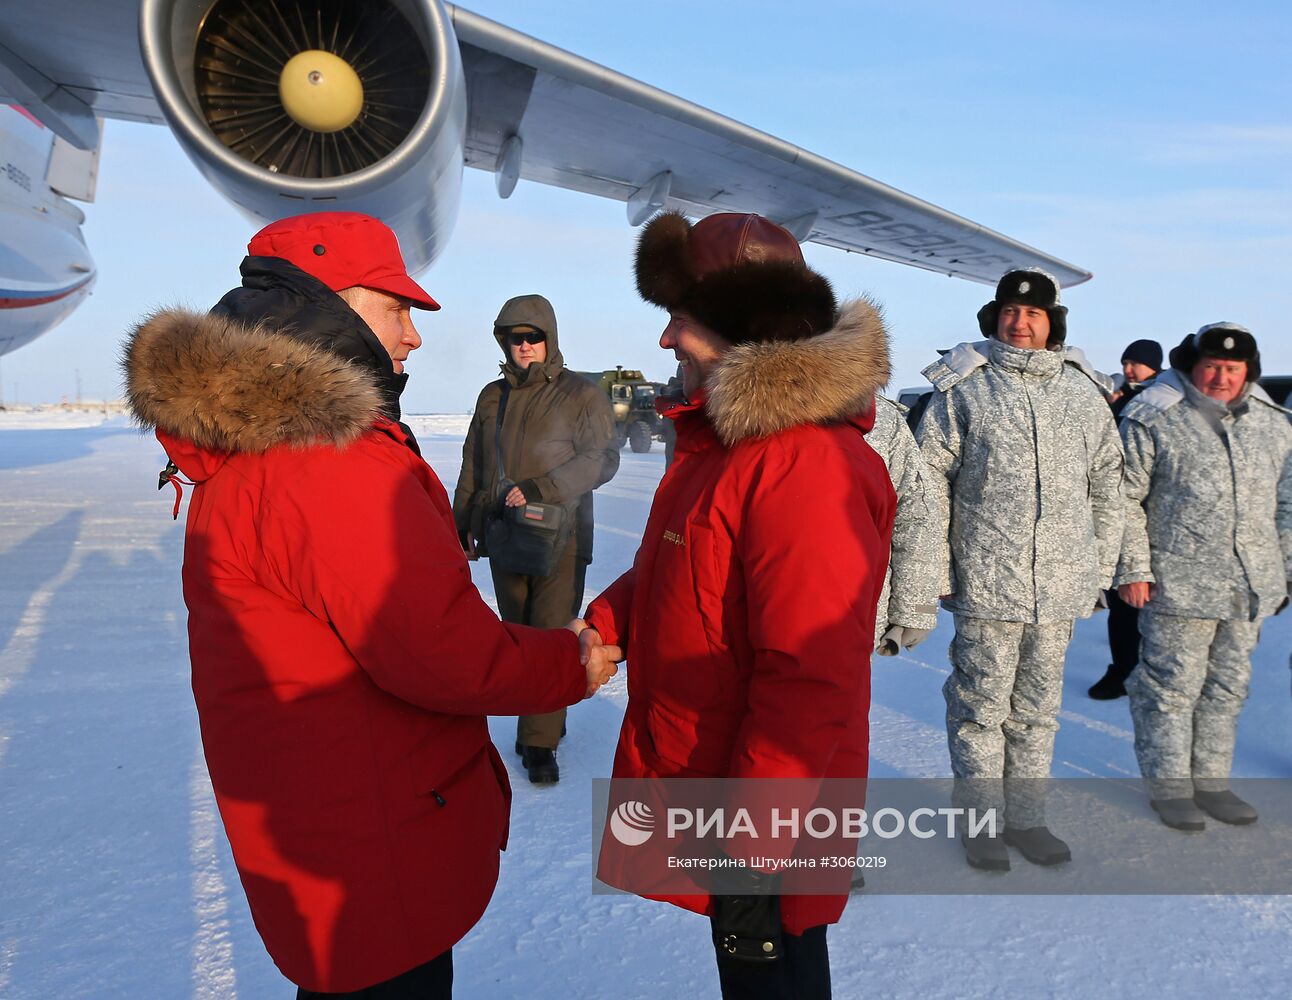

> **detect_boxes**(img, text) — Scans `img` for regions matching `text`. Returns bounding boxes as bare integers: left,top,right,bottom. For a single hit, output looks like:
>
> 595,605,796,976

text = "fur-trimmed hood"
705,297,890,446
122,307,383,455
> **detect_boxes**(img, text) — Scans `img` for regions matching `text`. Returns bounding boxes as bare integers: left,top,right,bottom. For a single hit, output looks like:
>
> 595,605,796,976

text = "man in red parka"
584,212,895,999
122,213,616,998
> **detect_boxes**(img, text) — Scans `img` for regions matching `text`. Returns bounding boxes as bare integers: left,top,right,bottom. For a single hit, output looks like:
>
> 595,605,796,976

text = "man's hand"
461,530,477,560
1118,582,1154,609
582,637,621,698
875,625,933,656
567,619,621,697
504,486,526,507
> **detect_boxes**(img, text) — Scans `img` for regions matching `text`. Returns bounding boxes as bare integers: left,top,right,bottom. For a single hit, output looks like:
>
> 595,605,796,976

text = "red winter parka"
124,304,585,992
586,299,895,933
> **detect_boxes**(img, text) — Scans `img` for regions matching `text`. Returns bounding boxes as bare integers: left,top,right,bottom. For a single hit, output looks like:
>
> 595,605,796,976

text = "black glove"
710,861,782,964
712,894,782,962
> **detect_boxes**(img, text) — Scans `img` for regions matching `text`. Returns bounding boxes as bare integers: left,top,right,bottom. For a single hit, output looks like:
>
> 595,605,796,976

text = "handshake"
567,618,623,698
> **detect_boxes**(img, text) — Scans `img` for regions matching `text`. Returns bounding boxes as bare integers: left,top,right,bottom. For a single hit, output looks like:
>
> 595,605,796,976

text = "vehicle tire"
629,420,652,453
616,426,628,449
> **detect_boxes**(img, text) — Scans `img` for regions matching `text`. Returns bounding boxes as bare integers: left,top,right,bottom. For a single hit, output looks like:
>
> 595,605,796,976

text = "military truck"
575,367,665,453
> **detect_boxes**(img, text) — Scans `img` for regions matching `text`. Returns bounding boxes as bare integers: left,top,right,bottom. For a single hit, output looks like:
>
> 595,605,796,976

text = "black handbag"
484,383,570,576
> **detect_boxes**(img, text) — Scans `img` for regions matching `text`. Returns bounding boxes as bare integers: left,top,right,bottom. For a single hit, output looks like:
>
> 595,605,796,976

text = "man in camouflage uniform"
1090,339,1165,700
919,269,1124,870
1116,323,1292,830
868,395,940,656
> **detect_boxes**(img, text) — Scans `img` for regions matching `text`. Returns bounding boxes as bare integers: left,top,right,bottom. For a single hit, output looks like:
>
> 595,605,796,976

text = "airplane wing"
450,6,1091,287
0,0,1090,286
0,0,162,136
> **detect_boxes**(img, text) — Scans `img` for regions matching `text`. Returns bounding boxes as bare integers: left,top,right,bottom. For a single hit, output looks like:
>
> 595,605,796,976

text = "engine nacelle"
139,0,466,273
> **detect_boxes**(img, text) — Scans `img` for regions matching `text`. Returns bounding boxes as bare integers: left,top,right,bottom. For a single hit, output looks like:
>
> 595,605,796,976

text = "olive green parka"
453,299,619,563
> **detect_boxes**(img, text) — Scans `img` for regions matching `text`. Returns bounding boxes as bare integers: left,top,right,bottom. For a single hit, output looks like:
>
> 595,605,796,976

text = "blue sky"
4,0,1289,412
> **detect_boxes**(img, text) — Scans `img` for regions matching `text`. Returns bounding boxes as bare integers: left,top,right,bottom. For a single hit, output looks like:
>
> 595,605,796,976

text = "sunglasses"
505,331,547,346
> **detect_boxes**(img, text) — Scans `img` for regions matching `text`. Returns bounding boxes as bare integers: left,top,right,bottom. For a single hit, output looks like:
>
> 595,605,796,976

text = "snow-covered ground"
2,413,1291,999
0,405,125,432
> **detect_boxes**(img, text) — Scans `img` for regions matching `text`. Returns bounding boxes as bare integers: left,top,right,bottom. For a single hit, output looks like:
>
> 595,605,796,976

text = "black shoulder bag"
483,383,570,576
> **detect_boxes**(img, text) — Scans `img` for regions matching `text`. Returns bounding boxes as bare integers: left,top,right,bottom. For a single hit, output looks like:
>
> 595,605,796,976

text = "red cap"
247,212,440,310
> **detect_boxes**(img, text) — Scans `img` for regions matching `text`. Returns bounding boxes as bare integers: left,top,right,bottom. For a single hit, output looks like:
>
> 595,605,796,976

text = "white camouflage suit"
919,338,1124,825
866,396,940,652
1116,370,1292,799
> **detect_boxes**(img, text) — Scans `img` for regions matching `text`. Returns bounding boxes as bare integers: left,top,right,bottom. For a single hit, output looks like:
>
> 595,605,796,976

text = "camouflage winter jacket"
918,338,1124,624
1115,370,1292,621
866,396,940,640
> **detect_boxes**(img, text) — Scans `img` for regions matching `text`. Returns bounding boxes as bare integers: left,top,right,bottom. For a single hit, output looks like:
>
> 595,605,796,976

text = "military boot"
1150,797,1206,831
1193,789,1257,825
519,746,559,785
1003,826,1072,865
1087,665,1127,700
961,829,1010,871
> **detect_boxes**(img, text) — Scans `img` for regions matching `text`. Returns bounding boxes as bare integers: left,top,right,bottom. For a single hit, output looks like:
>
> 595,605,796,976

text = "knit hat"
1120,339,1163,373
976,268,1068,346
634,211,837,344
1168,322,1260,381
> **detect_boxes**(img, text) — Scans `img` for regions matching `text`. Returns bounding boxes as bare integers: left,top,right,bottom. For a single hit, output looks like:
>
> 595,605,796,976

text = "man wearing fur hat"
918,268,1124,871
1115,323,1292,830
453,294,619,784
585,211,894,997
122,213,617,996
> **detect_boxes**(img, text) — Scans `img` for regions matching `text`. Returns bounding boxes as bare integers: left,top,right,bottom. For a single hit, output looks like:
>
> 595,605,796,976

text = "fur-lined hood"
705,297,890,446
122,307,383,454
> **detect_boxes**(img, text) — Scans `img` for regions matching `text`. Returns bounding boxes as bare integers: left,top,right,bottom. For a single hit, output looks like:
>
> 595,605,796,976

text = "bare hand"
505,486,526,507
567,617,589,639
462,530,477,560
1118,582,1154,609
583,640,620,697
568,620,620,696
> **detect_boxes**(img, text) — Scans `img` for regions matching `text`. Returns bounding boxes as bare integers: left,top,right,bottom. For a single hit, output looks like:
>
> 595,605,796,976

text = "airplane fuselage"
0,105,96,357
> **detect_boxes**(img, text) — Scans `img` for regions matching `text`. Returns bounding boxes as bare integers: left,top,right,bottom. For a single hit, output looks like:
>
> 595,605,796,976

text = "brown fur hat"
634,211,837,344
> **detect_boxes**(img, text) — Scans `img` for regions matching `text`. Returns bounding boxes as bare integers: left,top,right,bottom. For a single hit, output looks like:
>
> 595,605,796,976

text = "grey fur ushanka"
1115,369,1292,620
866,396,940,637
918,338,1124,624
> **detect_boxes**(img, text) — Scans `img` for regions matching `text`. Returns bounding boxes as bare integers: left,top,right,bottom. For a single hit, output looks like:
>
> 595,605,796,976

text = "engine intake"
140,0,466,271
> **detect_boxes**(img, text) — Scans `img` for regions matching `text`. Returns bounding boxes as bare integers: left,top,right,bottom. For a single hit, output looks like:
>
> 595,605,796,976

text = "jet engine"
139,0,466,272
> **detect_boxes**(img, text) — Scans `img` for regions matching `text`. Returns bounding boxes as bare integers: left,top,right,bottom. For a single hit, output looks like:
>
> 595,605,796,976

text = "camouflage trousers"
1127,608,1260,800
944,616,1074,828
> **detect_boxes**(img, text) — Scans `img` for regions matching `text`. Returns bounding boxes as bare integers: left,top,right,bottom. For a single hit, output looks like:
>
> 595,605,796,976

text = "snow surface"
0,406,123,432
2,414,1291,999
